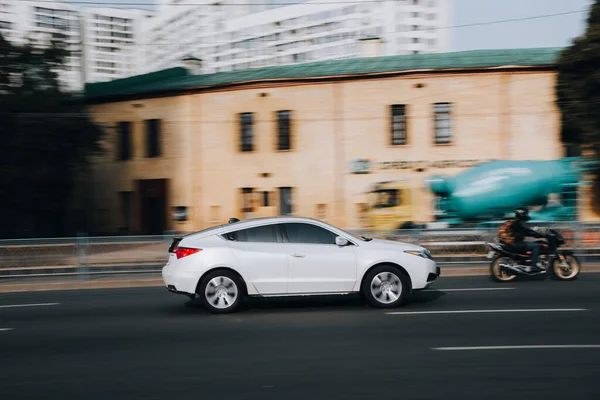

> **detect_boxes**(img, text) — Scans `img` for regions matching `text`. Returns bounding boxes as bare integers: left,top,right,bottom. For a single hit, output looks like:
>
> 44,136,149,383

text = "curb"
1,266,600,294
0,278,164,293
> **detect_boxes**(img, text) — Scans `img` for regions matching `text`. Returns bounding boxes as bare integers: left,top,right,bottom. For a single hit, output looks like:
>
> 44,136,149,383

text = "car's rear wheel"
362,265,410,309
198,270,244,314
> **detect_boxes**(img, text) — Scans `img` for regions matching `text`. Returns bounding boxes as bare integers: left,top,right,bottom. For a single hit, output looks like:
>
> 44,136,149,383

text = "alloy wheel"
370,272,403,304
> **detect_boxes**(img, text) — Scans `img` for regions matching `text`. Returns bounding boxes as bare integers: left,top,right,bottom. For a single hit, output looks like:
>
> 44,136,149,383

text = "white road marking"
0,302,60,309
387,308,588,315
433,345,600,351
0,328,14,332
424,287,516,292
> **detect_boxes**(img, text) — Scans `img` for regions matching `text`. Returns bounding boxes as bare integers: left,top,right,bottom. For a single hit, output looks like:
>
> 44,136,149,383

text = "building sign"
349,158,494,174
348,159,374,174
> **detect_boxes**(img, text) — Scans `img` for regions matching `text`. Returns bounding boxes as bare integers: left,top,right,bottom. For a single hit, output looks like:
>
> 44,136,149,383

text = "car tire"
198,270,245,314
361,265,410,309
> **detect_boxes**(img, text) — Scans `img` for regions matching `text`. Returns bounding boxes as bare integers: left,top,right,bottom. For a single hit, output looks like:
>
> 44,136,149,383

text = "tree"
556,1,600,148
0,32,105,238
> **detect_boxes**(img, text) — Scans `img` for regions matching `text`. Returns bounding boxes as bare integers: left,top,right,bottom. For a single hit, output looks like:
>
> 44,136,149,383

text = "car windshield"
369,189,402,209
331,225,372,241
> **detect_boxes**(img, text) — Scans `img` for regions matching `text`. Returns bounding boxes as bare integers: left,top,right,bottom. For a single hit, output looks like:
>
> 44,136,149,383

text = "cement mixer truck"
426,157,594,228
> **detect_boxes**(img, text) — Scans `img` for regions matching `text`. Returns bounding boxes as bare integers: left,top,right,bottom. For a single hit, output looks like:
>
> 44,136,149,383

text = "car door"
224,223,289,295
279,222,357,294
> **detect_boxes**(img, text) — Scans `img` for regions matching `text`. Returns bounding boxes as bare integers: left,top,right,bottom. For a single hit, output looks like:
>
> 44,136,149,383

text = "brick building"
83,46,577,235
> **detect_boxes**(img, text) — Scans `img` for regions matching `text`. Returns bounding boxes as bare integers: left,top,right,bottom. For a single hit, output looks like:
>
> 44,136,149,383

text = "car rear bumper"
162,265,196,296
166,285,193,296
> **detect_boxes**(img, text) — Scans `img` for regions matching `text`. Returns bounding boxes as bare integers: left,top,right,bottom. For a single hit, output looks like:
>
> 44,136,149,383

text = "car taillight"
175,247,201,259
168,237,183,253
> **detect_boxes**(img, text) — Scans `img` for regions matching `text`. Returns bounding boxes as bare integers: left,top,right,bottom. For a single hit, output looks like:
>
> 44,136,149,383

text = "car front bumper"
424,266,441,287
413,259,440,290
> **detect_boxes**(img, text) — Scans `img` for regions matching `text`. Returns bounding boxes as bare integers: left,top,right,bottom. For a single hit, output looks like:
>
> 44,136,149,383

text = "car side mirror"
335,236,349,246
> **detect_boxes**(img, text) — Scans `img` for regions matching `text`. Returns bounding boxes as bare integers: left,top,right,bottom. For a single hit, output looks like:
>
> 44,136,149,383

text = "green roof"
84,47,564,102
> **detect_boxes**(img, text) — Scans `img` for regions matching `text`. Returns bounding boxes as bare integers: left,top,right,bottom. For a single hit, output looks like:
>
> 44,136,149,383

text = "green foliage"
556,1,600,146
0,32,105,238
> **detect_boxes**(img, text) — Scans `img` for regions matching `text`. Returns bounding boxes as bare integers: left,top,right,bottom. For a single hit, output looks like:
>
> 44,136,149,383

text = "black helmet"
515,208,530,221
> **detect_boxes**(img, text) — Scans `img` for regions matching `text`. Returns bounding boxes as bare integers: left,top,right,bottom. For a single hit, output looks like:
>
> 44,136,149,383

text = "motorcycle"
486,228,581,282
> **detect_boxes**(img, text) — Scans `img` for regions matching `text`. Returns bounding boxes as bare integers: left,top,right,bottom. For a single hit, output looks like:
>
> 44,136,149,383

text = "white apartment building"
0,0,17,42
2,0,450,89
0,0,151,91
81,8,153,84
1,0,83,91
144,0,451,74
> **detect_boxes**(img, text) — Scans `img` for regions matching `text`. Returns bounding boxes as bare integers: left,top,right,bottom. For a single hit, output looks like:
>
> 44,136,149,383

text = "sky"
66,0,595,51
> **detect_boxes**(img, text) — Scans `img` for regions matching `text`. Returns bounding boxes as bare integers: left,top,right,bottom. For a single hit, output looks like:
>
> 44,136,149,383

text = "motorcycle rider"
498,208,545,272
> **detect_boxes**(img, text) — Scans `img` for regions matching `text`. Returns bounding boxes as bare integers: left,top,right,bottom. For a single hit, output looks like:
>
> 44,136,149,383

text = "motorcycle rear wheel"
552,255,581,281
490,256,517,282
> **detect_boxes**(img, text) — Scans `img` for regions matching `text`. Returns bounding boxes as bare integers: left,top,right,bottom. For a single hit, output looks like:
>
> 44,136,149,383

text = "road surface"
1,274,599,400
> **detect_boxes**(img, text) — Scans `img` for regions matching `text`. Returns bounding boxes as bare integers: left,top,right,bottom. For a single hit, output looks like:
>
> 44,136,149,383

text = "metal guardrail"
1,222,600,281
0,234,176,280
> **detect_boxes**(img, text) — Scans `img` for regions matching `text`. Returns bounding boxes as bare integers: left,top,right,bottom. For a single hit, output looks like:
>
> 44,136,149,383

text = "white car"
162,216,440,313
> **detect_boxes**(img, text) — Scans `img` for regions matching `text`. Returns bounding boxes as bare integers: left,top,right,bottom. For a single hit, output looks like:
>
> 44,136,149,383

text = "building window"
117,121,132,161
276,110,292,151
239,112,253,152
390,104,407,145
434,102,452,144
240,187,255,215
356,203,369,228
315,204,327,220
279,187,293,215
209,205,221,224
119,191,133,233
262,191,270,207
145,119,161,158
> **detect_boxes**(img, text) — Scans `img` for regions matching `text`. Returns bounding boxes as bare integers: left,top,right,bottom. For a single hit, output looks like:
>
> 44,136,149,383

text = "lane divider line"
387,308,588,315
433,345,600,351
424,288,516,292
0,302,60,309
0,328,14,332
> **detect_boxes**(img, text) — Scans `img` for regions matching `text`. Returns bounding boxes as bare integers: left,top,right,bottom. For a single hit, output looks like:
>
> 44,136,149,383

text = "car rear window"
231,225,279,243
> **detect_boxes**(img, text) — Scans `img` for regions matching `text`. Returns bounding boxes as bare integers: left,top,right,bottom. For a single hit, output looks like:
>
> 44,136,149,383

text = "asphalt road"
1,274,599,400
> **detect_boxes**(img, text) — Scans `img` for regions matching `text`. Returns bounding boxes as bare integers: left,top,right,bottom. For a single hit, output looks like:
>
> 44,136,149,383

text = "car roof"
183,216,340,240
222,216,328,231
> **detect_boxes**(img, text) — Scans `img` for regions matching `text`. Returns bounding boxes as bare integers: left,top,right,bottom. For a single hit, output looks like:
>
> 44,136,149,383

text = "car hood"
363,238,426,252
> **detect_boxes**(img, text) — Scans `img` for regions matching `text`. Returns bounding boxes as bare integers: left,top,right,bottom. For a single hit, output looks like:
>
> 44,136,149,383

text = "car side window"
281,223,339,245
227,224,279,243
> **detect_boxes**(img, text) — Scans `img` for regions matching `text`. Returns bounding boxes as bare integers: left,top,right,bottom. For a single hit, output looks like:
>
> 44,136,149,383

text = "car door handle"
291,253,306,258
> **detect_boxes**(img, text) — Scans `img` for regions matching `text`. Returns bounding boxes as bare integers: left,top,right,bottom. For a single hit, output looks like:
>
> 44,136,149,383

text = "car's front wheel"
362,265,410,309
198,270,245,314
